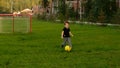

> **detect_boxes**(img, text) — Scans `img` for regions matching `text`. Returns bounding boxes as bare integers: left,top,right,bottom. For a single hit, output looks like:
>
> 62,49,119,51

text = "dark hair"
64,21,69,25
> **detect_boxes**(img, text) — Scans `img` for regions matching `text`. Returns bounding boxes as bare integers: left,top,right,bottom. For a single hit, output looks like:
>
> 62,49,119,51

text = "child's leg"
61,37,67,47
67,37,72,47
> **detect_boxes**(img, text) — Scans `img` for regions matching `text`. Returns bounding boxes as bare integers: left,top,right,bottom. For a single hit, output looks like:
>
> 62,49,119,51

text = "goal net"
0,14,32,33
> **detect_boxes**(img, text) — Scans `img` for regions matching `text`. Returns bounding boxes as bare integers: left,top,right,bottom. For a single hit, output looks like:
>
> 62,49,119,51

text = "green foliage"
87,10,96,22
57,13,66,23
84,0,118,23
58,0,66,16
0,0,40,13
84,0,92,18
111,9,120,24
98,10,106,23
0,6,10,13
67,7,78,21
37,14,46,20
57,0,67,22
42,0,49,8
38,0,50,21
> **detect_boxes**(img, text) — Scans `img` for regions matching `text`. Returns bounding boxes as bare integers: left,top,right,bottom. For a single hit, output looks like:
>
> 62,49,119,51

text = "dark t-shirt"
63,27,70,37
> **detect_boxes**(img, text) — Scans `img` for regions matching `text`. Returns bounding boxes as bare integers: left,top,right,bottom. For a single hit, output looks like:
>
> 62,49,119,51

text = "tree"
98,10,106,23
42,0,49,14
84,0,92,20
84,0,118,23
58,0,67,22
42,0,49,8
0,0,10,13
0,0,40,13
111,9,120,24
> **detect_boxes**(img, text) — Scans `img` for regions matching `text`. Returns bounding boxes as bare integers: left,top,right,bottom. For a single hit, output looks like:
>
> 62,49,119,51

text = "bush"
37,14,46,20
37,13,56,22
111,9,120,24
57,13,66,23
67,7,78,21
0,7,10,14
98,10,106,23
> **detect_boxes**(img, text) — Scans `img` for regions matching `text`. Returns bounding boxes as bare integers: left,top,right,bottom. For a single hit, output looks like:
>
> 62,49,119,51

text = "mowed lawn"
0,19,120,68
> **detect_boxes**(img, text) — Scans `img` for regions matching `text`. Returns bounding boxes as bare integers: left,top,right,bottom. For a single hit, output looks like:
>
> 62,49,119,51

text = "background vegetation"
0,0,119,23
0,0,40,13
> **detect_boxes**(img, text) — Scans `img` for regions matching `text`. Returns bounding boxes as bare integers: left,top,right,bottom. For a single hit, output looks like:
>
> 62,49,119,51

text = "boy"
61,21,73,48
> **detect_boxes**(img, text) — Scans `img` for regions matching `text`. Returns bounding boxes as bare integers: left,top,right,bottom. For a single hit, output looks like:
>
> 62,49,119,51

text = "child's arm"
69,31,73,37
61,31,64,39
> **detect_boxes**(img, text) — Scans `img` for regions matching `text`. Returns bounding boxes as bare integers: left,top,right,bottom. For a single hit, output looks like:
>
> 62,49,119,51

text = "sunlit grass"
0,19,120,68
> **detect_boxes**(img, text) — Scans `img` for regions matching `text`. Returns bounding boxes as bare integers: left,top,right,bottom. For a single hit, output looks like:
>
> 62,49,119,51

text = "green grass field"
0,19,120,68
0,17,29,33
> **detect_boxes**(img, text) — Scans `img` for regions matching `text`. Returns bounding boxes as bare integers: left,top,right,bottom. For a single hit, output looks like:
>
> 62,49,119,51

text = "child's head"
64,21,69,28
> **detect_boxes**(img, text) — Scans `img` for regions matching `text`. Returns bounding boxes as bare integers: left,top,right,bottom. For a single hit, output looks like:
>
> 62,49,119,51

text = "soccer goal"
0,14,32,33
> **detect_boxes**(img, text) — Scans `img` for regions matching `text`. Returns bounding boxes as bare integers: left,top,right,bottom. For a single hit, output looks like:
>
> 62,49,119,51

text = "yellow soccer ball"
65,45,71,52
